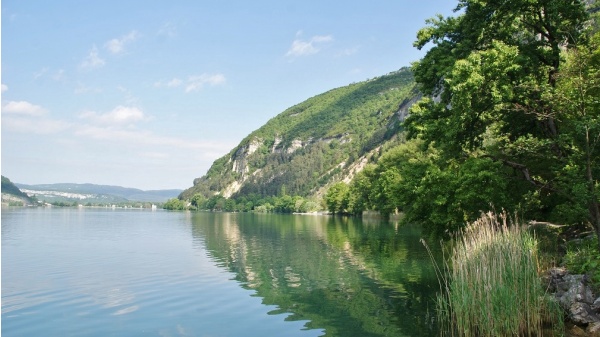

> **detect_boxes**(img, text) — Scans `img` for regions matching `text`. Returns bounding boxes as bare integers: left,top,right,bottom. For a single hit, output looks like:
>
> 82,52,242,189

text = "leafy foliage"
399,0,599,241
337,139,529,236
163,198,187,210
320,0,600,245
325,182,350,214
564,234,600,289
184,192,320,214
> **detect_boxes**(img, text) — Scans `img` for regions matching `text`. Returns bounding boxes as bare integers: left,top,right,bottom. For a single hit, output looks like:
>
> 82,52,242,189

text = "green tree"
163,198,187,210
405,0,592,235
224,198,237,212
325,182,350,214
347,165,375,215
190,193,206,209
369,167,402,218
274,195,296,213
551,31,600,249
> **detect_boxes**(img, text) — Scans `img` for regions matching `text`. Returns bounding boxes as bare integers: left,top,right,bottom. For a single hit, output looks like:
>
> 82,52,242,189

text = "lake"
2,208,441,337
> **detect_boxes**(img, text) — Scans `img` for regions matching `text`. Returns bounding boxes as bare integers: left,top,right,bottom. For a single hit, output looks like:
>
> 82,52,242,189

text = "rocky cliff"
180,68,419,201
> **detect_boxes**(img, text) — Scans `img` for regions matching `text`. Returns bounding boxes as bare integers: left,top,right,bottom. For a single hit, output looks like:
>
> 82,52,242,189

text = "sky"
1,0,457,190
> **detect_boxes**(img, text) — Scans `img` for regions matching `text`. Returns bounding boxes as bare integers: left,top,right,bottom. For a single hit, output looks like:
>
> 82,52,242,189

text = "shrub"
564,234,600,291
163,198,187,211
431,212,563,337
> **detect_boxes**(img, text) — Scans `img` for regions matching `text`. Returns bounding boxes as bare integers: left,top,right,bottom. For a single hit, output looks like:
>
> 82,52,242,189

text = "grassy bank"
431,212,563,337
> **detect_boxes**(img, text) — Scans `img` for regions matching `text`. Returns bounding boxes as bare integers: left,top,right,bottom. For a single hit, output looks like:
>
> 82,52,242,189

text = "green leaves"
549,30,600,231
163,198,187,210
326,136,523,235
401,0,597,237
325,182,350,214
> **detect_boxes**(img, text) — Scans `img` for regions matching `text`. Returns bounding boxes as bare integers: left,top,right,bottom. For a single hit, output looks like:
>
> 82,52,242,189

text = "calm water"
2,208,441,337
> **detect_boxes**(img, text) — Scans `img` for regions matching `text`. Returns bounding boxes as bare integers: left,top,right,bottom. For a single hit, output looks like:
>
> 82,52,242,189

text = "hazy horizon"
2,1,456,190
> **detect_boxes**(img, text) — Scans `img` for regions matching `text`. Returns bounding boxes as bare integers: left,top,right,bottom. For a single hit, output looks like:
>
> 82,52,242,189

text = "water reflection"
190,212,440,337
3,209,328,337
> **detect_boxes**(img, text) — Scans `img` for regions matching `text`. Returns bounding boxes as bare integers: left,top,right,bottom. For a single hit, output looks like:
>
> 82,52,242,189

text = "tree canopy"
406,0,599,244
330,0,599,246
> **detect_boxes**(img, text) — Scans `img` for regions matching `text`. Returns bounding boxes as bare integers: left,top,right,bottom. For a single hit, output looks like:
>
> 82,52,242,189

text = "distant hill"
180,68,419,201
15,182,182,204
2,176,34,206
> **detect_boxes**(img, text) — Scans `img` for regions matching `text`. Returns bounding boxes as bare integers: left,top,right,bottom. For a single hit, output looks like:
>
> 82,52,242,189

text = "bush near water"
430,213,564,337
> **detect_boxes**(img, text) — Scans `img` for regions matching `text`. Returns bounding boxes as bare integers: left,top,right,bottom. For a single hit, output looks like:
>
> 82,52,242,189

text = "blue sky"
2,1,457,190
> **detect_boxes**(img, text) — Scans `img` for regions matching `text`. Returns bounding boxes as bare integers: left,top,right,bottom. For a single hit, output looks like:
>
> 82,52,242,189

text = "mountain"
15,182,182,203
2,176,34,206
180,68,419,201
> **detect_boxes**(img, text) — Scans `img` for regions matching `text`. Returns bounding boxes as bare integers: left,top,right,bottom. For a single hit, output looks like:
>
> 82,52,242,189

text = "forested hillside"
180,0,599,251
180,68,418,202
325,0,600,247
1,176,34,206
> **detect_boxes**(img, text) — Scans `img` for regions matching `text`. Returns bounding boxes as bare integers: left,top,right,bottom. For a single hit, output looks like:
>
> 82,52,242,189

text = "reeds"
431,212,563,337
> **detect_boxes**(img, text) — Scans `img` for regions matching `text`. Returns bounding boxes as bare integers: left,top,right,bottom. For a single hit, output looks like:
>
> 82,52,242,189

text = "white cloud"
185,74,226,93
1,84,8,92
74,125,233,152
167,78,182,87
74,82,101,94
154,74,224,92
140,151,170,159
33,67,49,80
2,116,71,134
79,106,146,125
1,100,71,134
32,68,66,81
286,34,333,57
79,45,105,69
105,31,139,54
154,78,182,88
158,22,177,38
53,69,66,81
2,101,48,117
337,46,360,57
116,86,141,106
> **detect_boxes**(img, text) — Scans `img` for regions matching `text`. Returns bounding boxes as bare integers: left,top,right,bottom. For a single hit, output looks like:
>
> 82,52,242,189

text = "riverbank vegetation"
324,0,600,334
164,193,321,213
431,213,563,337
327,0,600,248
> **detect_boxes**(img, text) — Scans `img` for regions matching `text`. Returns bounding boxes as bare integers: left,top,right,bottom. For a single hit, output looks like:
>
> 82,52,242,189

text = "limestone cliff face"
231,139,261,178
222,138,262,197
221,136,334,197
179,68,420,201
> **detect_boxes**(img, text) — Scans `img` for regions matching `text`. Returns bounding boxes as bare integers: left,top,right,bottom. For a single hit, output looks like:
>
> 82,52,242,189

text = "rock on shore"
546,267,600,336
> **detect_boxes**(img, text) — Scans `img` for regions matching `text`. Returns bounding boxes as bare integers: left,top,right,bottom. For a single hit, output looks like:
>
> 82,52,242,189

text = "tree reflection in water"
190,212,441,337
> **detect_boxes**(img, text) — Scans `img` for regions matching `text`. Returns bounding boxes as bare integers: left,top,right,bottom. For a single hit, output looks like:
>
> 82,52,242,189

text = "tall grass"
431,212,563,337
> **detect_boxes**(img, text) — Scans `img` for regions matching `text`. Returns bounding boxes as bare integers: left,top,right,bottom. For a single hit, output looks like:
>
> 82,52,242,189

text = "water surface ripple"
2,208,439,337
